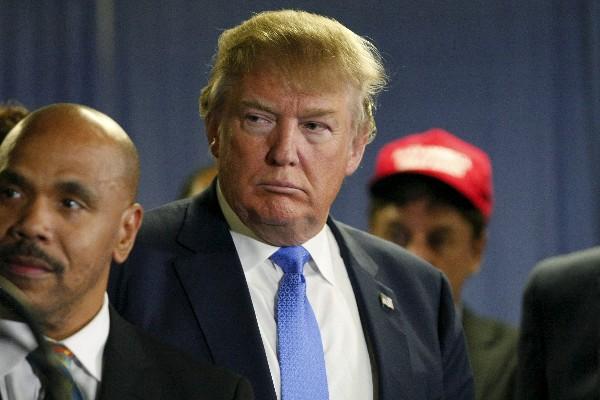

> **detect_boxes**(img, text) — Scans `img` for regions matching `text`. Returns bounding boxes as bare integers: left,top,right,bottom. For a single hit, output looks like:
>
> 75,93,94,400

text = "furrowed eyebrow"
56,181,98,205
240,100,276,114
240,100,336,119
299,108,337,118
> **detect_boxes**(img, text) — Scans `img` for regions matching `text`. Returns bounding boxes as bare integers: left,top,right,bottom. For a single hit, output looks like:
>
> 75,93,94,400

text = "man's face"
0,115,139,339
370,199,485,300
209,68,367,245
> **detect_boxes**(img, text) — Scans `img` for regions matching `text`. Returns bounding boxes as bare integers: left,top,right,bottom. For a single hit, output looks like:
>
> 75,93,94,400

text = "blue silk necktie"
271,246,329,400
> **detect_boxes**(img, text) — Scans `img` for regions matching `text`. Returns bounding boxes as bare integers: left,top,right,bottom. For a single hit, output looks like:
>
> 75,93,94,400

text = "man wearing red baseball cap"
369,128,517,400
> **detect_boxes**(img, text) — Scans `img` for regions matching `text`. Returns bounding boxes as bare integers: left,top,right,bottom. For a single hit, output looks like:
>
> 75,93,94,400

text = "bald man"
0,103,253,400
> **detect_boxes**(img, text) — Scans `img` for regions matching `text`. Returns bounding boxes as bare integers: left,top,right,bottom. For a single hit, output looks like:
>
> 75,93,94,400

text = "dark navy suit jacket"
99,306,253,400
108,184,473,400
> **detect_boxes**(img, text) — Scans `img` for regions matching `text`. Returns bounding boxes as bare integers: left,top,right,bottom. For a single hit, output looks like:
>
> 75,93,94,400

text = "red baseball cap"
370,128,493,220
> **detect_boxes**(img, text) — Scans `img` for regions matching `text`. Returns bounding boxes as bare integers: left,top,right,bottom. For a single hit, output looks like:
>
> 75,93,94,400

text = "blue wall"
2,0,599,326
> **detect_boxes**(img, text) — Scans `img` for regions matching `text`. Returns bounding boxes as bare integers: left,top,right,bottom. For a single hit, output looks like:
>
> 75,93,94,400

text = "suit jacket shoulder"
463,307,517,400
527,246,600,299
517,246,600,400
330,219,444,285
328,220,474,400
98,307,253,400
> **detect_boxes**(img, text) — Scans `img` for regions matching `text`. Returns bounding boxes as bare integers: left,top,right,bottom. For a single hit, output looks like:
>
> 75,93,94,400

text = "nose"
266,121,300,166
8,198,53,243
406,239,435,266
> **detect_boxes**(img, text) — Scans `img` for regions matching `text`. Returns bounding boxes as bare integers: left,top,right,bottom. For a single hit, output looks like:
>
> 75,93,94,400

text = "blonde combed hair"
199,9,387,141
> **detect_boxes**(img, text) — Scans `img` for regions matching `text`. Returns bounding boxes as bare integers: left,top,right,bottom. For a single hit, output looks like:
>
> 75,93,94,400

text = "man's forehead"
10,130,111,165
11,105,126,147
2,163,101,186
232,71,356,113
237,96,343,115
242,61,355,93
4,134,122,181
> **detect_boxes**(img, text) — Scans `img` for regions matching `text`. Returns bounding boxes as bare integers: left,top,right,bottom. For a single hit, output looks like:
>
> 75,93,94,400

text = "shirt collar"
218,183,337,286
0,295,109,381
298,227,337,286
56,293,110,381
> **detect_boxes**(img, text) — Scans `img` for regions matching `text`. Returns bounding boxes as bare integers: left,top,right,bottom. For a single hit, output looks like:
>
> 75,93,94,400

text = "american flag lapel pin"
379,292,394,311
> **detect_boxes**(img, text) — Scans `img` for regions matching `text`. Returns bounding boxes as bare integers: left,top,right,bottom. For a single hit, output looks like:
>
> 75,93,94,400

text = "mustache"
0,240,65,273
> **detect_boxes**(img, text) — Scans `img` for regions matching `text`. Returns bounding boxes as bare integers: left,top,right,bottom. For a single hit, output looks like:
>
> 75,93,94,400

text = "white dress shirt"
0,294,110,400
217,182,373,400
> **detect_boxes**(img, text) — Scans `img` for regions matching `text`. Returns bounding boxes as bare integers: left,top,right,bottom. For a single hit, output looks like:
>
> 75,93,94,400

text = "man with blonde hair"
110,10,474,400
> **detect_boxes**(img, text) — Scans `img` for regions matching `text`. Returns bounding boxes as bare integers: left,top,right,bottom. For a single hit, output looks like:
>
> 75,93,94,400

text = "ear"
345,129,369,176
205,114,221,158
112,203,143,264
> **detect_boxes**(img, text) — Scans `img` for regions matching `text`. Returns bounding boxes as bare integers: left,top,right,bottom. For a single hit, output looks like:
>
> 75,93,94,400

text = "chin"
255,215,323,245
252,214,295,228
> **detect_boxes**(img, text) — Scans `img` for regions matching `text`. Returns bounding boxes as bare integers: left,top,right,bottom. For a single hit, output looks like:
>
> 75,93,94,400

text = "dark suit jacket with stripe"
516,246,600,400
108,184,474,400
98,306,253,400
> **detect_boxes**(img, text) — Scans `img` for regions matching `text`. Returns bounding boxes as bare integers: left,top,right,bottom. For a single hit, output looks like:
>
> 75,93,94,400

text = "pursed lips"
258,180,305,195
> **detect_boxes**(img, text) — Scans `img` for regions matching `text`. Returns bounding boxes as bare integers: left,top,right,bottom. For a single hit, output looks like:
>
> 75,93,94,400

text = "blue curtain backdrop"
2,0,599,326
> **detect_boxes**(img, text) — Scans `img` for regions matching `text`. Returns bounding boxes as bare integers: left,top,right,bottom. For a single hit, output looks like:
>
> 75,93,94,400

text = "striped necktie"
49,344,85,400
27,343,84,400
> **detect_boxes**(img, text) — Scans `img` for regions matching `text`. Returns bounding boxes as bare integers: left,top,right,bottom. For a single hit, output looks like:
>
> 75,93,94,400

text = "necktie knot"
28,343,84,400
51,343,77,369
270,246,311,274
50,343,84,400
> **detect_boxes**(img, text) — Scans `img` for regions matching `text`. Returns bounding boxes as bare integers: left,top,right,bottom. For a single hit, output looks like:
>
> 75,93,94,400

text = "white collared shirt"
217,182,373,400
0,294,110,400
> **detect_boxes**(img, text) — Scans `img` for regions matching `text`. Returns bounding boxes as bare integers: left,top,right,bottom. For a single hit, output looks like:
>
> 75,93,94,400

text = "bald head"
2,103,140,202
0,103,143,339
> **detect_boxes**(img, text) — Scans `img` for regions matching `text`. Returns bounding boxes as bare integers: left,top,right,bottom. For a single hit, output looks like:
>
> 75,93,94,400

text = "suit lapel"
98,308,156,400
328,219,418,399
171,186,276,400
